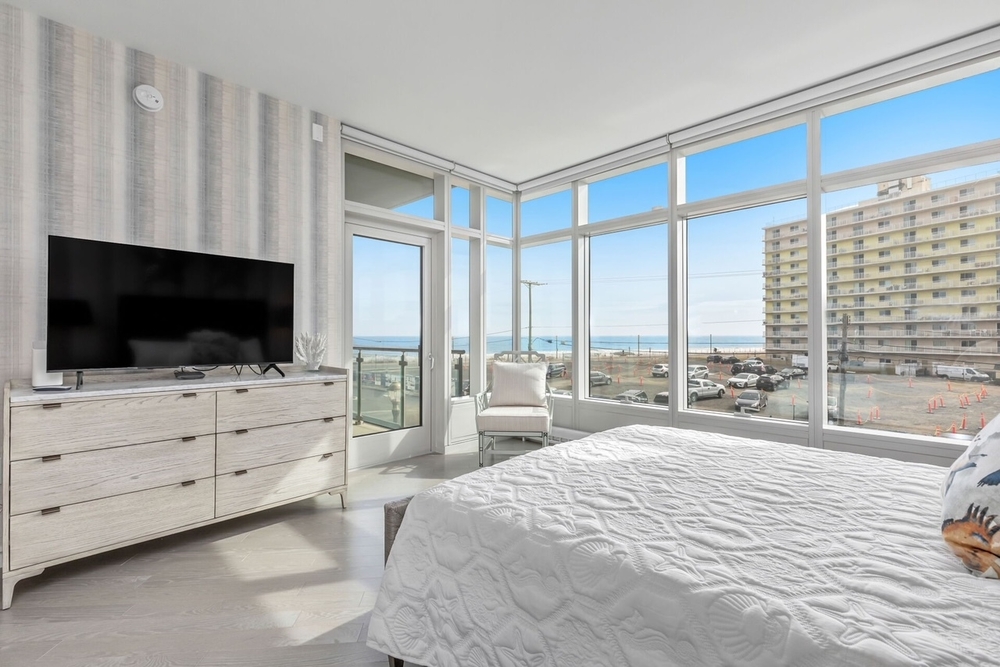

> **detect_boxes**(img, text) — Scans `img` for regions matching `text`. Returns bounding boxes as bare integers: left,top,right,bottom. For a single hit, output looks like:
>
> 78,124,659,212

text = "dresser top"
7,366,348,405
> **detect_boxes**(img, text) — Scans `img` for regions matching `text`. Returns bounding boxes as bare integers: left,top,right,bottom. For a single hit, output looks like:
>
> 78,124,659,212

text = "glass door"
348,226,432,466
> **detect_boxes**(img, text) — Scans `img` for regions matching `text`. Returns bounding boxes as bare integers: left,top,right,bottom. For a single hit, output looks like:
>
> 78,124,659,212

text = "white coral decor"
294,333,327,371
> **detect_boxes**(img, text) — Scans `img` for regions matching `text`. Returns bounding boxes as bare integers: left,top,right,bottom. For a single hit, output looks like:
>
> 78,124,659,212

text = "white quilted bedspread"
367,425,1000,667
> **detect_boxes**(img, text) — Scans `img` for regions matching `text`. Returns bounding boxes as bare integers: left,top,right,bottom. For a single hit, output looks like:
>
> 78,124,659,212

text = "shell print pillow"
942,410,1000,577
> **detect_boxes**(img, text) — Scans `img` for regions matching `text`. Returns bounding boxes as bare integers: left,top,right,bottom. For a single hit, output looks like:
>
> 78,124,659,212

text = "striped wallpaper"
0,3,345,392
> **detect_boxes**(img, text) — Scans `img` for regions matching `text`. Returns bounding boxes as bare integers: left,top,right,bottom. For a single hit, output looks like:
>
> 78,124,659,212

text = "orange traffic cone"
961,414,968,430
874,406,881,420
639,376,644,386
730,386,735,399
908,377,914,389
617,375,621,384
947,380,953,392
938,396,945,408
934,425,941,436
982,413,988,429
951,422,958,434
977,393,982,403
867,375,872,384
867,386,873,399
928,400,934,414
856,411,863,425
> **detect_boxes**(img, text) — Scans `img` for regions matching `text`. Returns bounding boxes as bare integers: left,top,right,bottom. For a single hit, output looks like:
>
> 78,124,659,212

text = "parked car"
828,395,839,418
933,365,991,382
721,355,740,364
653,391,671,405
760,365,779,376
735,389,768,412
615,389,649,404
727,373,760,389
546,363,567,379
706,354,723,364
688,378,726,402
651,363,669,378
589,370,612,387
687,364,709,379
746,356,764,363
756,374,787,391
731,361,764,375
779,367,806,379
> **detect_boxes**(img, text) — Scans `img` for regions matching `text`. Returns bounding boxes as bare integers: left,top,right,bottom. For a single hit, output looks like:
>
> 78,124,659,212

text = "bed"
367,425,1000,666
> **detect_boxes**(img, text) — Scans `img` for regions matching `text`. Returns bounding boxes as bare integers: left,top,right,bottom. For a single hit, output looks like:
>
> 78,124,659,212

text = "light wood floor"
0,444,534,666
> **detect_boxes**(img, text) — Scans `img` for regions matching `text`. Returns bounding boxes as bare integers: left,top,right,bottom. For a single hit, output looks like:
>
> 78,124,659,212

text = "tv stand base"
261,363,285,377
174,370,206,380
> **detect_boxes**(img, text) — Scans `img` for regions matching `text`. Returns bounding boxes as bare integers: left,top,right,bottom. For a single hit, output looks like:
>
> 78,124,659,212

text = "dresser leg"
330,490,346,509
388,656,404,667
2,567,46,610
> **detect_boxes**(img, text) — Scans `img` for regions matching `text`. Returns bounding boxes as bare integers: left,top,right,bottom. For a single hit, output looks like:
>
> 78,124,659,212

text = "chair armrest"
475,390,490,414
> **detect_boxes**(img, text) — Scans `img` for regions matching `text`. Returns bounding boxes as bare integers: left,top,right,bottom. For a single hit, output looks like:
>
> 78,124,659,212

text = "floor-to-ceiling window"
820,66,1000,441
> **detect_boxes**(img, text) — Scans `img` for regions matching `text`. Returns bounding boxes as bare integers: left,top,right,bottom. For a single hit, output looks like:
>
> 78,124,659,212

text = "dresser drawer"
216,452,346,517
216,381,345,431
9,436,216,515
9,392,216,460
217,418,345,474
9,478,215,570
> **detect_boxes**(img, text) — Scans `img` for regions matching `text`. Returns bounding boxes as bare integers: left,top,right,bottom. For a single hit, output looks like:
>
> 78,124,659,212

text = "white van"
933,365,991,382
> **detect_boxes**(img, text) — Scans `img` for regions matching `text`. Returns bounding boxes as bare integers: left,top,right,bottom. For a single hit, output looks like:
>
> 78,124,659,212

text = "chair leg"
542,433,549,447
388,656,405,667
478,433,484,467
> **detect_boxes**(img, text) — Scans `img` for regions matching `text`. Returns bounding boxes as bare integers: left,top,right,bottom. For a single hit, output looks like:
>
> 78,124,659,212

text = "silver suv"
687,378,726,402
651,363,669,377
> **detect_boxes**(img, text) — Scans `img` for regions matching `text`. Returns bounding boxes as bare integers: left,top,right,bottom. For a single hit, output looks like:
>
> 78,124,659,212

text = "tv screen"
47,235,294,371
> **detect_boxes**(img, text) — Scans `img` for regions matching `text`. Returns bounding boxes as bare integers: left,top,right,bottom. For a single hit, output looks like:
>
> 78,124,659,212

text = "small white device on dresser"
30,341,67,389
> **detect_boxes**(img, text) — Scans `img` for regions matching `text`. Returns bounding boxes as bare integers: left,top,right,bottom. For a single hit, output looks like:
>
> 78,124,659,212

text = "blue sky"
356,66,1000,341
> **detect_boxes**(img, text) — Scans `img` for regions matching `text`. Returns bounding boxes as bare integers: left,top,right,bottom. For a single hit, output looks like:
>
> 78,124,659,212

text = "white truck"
933,364,991,382
792,354,809,369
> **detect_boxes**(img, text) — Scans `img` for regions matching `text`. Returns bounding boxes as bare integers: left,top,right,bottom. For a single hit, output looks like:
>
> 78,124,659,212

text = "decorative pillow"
941,410,1000,577
489,361,547,407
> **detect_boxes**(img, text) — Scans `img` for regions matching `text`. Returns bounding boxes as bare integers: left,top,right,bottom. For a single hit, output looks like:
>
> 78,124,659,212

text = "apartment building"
764,173,1000,370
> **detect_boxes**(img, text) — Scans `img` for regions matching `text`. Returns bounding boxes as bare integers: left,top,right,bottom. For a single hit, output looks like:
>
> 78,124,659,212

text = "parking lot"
553,357,998,439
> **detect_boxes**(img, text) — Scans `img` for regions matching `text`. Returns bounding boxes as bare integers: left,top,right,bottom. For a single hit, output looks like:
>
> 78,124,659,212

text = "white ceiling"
9,0,1000,183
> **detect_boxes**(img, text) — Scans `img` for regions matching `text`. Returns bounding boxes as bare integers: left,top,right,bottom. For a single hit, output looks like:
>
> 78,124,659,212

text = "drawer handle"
321,452,333,459
181,480,197,487
234,469,248,476
323,381,335,386
182,393,197,398
236,388,249,394
182,436,197,442
41,507,61,516
323,417,335,422
235,429,249,435
42,403,62,410
42,454,62,462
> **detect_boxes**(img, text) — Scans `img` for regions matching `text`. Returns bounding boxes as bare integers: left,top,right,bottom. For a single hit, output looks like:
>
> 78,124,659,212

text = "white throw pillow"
941,409,1000,577
489,362,547,407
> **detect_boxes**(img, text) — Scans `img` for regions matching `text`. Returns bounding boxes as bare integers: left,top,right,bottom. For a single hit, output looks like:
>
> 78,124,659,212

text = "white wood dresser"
1,367,349,609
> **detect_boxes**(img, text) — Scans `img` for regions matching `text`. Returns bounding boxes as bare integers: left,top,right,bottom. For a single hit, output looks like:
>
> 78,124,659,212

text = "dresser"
1,367,349,609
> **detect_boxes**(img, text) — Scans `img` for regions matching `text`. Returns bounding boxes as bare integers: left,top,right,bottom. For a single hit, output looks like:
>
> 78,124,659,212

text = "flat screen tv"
47,235,294,371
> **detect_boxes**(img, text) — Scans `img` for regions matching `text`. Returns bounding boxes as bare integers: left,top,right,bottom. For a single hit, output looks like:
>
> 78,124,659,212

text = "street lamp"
522,280,546,353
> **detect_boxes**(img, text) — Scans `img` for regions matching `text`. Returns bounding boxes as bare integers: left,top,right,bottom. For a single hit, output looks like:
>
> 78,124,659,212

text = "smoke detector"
132,84,164,112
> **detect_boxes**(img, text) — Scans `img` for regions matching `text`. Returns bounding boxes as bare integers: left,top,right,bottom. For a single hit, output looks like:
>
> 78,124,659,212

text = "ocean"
352,335,766,355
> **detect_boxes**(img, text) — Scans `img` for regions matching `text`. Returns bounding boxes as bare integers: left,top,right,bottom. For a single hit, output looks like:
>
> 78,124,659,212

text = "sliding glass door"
348,225,431,467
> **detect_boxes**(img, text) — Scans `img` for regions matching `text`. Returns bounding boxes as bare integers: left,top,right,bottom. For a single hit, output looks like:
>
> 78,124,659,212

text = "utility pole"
838,313,850,423
521,280,546,353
